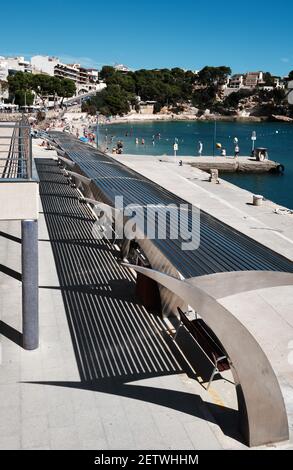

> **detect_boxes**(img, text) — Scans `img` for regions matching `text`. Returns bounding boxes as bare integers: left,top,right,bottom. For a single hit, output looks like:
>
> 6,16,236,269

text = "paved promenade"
0,143,243,450
0,142,292,449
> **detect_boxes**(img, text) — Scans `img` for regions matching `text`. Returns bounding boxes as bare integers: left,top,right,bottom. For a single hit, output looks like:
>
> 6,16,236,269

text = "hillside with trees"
7,72,76,107
83,66,200,115
83,65,209,115
83,65,293,119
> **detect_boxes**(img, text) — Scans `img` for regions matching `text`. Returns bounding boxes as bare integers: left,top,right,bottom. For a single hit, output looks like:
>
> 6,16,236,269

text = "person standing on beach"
117,140,124,154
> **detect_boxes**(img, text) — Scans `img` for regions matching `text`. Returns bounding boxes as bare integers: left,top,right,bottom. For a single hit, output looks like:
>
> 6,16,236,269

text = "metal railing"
0,116,32,180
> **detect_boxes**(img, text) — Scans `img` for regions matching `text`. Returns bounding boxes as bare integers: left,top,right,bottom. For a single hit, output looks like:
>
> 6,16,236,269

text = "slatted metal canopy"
50,132,293,278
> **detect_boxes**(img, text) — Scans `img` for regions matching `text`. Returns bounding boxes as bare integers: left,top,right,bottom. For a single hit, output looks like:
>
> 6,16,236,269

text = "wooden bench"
175,307,230,390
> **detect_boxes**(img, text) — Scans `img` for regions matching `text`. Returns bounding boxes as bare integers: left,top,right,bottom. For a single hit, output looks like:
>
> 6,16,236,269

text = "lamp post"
96,112,99,149
251,131,257,153
213,119,217,157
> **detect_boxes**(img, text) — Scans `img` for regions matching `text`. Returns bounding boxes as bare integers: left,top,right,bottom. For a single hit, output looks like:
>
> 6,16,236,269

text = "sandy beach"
100,112,268,125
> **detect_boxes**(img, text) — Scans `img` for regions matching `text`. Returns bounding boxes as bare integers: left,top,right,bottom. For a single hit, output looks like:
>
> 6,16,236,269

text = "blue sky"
1,0,292,75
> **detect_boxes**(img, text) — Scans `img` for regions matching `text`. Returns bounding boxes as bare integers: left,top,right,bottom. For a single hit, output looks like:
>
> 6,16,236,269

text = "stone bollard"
209,169,219,184
253,195,264,207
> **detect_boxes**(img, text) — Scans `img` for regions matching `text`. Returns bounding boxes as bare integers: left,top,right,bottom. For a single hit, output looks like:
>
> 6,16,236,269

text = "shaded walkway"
34,158,244,447
36,158,185,382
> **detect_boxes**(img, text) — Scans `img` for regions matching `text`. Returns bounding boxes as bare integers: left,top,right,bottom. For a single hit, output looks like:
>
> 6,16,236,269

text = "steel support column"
21,219,39,350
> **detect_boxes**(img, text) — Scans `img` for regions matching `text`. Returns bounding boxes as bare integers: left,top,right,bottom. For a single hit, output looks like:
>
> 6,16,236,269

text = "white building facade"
244,71,264,88
229,74,244,89
0,56,31,81
31,56,101,94
31,55,60,76
0,56,32,101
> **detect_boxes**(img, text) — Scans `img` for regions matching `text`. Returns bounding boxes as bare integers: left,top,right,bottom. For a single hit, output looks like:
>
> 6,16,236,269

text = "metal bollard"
22,219,39,350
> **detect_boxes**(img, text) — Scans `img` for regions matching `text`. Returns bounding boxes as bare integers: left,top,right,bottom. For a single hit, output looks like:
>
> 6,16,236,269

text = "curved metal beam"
56,149,66,158
45,138,58,148
189,271,293,299
81,199,122,219
66,171,92,186
58,155,76,169
124,264,289,447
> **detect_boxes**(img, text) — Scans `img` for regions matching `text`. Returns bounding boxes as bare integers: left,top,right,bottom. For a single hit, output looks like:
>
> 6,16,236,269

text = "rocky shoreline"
100,113,278,126
271,114,293,123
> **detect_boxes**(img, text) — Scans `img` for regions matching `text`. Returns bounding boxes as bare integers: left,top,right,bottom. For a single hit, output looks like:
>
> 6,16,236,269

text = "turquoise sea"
98,121,293,209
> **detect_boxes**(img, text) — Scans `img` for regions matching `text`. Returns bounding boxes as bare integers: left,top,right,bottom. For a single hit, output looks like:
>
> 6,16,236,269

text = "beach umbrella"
79,137,89,143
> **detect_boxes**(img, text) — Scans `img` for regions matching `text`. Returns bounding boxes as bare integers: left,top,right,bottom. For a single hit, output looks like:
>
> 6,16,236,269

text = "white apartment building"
0,57,32,101
0,56,31,81
226,72,265,92
30,56,100,94
79,68,99,92
114,64,131,73
54,62,79,83
55,63,99,93
87,69,99,84
229,74,244,89
18,58,32,74
273,77,285,89
31,55,60,76
0,59,7,81
244,71,264,88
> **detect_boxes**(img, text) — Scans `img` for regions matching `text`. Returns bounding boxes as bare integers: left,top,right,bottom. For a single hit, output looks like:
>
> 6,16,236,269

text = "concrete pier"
121,155,283,174
189,156,282,173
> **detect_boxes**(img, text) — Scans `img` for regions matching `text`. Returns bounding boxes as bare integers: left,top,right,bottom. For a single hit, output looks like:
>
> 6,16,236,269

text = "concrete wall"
0,182,39,220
